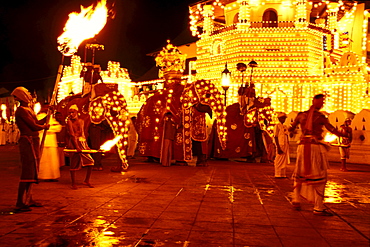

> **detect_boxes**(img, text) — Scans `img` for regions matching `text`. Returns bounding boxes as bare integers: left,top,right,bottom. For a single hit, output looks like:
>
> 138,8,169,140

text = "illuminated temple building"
187,0,370,114
55,0,369,163
57,0,370,115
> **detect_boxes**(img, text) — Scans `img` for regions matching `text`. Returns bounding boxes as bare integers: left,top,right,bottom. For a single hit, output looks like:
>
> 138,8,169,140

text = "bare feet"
71,185,78,190
83,182,94,188
15,204,32,212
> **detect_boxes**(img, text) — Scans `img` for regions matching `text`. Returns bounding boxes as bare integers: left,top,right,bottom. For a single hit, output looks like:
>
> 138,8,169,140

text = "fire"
324,132,338,143
58,0,108,56
99,135,122,152
34,102,41,115
1,104,7,119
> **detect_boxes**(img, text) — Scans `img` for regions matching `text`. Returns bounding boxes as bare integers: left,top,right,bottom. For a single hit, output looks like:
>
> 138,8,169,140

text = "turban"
11,87,33,104
69,104,79,111
277,112,287,118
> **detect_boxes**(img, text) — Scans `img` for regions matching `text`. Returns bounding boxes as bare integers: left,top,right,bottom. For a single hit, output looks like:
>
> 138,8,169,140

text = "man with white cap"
11,87,49,212
273,112,290,178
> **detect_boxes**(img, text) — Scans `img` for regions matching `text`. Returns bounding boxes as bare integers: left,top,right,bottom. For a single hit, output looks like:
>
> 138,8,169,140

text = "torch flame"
34,102,41,115
324,132,338,143
58,0,108,56
99,135,122,151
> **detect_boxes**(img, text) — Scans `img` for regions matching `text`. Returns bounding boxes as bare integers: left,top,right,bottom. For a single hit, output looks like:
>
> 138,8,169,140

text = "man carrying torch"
66,104,94,190
11,87,49,212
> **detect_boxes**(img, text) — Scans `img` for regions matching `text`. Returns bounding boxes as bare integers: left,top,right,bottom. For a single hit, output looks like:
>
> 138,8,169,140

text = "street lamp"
236,62,247,88
221,63,231,107
248,60,258,87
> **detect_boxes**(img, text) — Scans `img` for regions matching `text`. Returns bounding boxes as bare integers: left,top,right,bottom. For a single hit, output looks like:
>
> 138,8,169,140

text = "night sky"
0,0,195,97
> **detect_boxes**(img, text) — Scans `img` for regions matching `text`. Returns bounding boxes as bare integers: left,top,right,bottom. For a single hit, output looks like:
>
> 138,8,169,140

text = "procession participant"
66,104,94,190
289,94,345,216
38,105,62,181
55,112,69,166
192,103,211,166
8,120,20,144
11,87,49,212
161,112,176,167
338,118,353,172
273,112,290,178
0,118,7,145
127,116,138,159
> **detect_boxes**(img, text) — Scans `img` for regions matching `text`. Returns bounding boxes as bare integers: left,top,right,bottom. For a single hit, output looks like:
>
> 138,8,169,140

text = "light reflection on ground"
325,181,370,204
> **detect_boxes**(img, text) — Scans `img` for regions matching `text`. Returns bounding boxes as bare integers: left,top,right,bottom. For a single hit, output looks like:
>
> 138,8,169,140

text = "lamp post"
248,60,258,87
221,63,231,107
236,62,247,88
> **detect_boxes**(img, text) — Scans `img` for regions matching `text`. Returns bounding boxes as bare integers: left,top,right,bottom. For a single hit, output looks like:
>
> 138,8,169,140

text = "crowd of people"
0,118,20,146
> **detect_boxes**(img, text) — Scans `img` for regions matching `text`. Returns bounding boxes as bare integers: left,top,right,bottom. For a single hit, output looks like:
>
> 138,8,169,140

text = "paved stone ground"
0,144,369,247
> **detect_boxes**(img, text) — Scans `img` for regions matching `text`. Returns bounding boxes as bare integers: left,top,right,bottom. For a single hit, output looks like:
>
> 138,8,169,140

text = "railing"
210,21,332,35
249,21,295,28
211,24,237,35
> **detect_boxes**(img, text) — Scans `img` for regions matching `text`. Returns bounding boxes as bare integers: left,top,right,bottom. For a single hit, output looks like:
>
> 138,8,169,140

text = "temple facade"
188,0,370,113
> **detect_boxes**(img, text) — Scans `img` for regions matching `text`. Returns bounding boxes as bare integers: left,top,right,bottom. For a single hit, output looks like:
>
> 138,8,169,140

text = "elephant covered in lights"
136,79,227,164
209,85,276,162
57,91,130,171
89,91,130,171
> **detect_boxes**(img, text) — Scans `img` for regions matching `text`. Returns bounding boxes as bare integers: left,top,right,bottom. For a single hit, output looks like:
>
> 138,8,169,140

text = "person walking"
11,87,49,212
289,94,346,216
161,112,176,167
66,105,94,190
38,107,62,181
273,112,290,178
338,118,353,172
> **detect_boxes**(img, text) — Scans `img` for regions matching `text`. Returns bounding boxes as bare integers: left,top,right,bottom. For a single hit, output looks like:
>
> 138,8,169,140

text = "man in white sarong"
289,94,345,216
273,112,289,178
0,118,8,145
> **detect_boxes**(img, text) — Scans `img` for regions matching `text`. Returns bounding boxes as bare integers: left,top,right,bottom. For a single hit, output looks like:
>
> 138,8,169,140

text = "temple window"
262,9,278,27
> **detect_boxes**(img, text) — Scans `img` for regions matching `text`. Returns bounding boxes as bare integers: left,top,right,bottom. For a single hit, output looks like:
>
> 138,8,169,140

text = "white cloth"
273,123,290,177
38,114,62,180
0,122,8,145
293,143,329,211
8,122,19,143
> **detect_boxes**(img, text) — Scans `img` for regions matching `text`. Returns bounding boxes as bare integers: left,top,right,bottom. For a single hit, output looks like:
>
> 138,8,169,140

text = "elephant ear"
89,97,106,124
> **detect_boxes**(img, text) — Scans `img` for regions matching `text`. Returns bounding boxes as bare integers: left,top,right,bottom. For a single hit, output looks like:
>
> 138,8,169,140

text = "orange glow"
33,102,41,115
100,135,122,151
324,132,338,143
57,0,108,56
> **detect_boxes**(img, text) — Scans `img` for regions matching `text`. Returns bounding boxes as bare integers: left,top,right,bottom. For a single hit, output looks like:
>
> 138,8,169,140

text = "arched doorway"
262,9,278,27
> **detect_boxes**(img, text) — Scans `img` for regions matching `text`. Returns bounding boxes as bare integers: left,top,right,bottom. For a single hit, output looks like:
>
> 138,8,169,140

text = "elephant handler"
11,87,49,212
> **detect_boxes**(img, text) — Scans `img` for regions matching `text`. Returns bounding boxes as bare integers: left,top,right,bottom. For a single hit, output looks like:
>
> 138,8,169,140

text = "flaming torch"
324,132,338,145
40,0,109,157
64,135,122,153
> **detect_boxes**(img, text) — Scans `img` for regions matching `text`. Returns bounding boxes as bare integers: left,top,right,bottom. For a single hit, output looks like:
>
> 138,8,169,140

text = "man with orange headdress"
11,87,49,212
289,94,346,216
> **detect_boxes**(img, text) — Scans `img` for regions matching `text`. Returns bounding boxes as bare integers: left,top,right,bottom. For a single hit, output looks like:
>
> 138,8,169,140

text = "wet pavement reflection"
0,146,369,246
